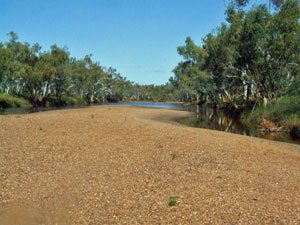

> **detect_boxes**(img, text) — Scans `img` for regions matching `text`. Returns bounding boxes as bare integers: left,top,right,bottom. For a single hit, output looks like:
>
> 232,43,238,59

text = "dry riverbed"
0,106,300,224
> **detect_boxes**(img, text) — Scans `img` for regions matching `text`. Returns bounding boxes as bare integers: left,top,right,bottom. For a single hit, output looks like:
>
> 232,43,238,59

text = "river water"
0,102,298,144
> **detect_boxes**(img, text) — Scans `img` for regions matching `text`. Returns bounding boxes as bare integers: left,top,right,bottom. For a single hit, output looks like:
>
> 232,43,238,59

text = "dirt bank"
0,106,299,224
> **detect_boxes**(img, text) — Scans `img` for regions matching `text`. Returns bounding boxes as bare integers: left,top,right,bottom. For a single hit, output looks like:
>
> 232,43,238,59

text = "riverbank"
1,106,300,224
0,94,30,109
244,96,300,140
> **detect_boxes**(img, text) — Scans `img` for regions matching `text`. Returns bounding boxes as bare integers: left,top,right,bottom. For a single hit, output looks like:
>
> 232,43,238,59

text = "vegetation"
245,96,300,125
0,33,174,108
0,94,29,108
0,0,299,139
168,196,178,206
169,0,300,137
244,96,300,138
171,153,177,160
171,0,299,107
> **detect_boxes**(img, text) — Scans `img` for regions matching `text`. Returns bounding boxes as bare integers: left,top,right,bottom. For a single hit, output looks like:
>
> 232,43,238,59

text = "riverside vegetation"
171,0,300,139
0,0,299,139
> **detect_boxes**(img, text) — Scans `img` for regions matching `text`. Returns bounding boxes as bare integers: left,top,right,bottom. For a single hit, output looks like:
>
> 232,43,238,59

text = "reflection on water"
180,105,257,136
180,105,300,145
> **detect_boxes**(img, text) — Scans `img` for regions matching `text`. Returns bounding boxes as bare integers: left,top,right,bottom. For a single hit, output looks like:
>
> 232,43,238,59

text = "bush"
48,96,86,107
244,96,300,139
285,115,300,140
61,96,85,106
106,95,120,103
0,94,30,109
168,196,178,206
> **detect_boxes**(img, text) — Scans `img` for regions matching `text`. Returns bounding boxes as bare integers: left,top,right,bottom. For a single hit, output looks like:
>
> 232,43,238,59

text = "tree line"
170,0,299,112
1,0,299,110
0,32,175,108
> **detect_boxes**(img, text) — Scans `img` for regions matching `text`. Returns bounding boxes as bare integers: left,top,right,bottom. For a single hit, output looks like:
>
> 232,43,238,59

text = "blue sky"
1,0,265,84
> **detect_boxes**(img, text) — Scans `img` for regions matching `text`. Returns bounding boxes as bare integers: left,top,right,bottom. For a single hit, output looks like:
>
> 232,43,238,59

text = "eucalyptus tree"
0,32,135,107
85,61,111,103
222,5,251,102
173,0,299,109
67,55,111,103
235,5,272,104
234,0,285,10
65,58,87,98
268,0,300,97
173,37,214,103
107,67,123,99
202,23,239,105
4,33,46,106
0,43,11,93
46,45,70,104
235,0,300,104
2,32,41,97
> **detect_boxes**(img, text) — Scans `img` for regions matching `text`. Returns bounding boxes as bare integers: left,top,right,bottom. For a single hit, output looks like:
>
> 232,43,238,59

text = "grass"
168,196,178,206
171,153,176,160
0,94,30,109
245,96,300,125
61,96,85,106
244,96,300,139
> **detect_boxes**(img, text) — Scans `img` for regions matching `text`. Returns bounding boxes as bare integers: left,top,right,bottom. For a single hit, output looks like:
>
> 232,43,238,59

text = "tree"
173,0,299,110
234,0,285,10
0,32,132,107
173,37,214,103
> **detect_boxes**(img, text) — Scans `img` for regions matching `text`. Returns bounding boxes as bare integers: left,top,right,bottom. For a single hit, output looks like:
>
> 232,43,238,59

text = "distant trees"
0,32,126,106
0,33,177,107
171,0,300,109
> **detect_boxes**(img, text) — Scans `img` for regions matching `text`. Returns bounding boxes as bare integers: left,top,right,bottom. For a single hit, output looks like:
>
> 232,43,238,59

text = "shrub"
245,96,300,125
244,96,300,139
0,94,30,109
168,196,178,206
48,96,86,107
61,96,85,106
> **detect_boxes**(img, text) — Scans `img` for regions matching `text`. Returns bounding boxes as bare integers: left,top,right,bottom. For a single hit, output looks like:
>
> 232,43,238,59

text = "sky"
0,0,266,85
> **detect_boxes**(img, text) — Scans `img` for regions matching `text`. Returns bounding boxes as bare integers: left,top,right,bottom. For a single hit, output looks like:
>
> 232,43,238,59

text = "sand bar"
0,106,300,224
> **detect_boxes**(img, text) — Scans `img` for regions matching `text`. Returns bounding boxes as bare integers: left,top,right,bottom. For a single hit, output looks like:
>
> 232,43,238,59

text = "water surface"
105,101,185,109
179,105,299,144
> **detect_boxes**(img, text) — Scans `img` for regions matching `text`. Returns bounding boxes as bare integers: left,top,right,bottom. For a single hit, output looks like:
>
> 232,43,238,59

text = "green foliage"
1,32,162,108
172,0,299,109
168,196,178,206
234,0,285,9
47,96,85,107
244,96,300,126
0,0,299,110
0,94,29,108
285,114,300,131
62,96,85,106
0,31,177,108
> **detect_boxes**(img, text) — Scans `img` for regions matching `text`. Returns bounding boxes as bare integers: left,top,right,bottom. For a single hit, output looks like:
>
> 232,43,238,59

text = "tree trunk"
196,93,200,105
90,93,94,103
5,86,9,94
246,83,252,101
263,97,268,107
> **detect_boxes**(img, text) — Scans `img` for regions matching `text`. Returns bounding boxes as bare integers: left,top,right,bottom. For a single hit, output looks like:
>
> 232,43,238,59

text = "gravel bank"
1,106,300,224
